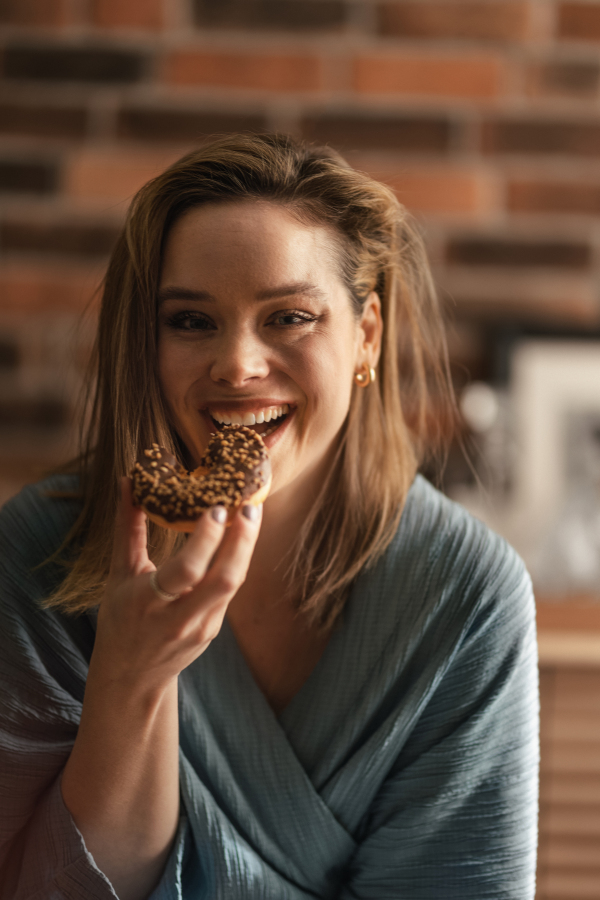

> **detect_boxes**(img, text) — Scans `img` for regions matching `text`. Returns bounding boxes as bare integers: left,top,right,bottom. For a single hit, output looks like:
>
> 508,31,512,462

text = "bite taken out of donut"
130,425,271,532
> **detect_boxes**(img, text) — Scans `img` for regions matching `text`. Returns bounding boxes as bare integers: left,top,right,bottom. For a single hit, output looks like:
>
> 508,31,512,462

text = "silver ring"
149,569,180,602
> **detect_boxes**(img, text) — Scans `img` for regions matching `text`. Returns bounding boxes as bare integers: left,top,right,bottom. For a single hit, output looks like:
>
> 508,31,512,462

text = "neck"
233,451,333,618
225,455,336,712
252,481,318,587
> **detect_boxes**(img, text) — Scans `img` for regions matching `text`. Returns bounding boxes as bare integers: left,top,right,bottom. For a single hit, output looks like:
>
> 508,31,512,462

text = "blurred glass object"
452,381,514,508
460,382,499,433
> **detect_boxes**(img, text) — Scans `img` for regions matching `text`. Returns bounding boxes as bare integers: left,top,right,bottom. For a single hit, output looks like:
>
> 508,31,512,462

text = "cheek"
157,338,199,406
292,334,356,423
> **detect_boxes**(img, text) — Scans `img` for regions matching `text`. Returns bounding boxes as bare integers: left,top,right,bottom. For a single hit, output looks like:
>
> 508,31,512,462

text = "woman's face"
157,200,381,500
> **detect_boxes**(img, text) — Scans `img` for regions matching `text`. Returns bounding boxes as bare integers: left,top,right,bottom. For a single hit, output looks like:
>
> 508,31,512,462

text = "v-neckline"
178,613,358,896
212,582,367,792
219,612,333,720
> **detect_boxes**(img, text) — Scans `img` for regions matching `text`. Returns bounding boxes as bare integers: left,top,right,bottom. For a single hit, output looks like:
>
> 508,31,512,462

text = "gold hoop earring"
354,365,376,387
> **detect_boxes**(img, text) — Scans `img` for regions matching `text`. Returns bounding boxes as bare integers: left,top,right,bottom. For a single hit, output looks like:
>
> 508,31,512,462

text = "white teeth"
210,404,292,426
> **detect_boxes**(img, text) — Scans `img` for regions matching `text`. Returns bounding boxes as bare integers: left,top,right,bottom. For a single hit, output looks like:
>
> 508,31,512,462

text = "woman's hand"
61,479,261,900
92,477,262,695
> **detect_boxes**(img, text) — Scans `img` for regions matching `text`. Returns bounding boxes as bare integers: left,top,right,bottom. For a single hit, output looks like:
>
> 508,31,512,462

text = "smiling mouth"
208,403,292,438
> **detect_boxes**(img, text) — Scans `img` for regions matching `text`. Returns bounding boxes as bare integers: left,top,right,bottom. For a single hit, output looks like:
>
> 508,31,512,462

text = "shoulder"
0,474,82,585
0,475,94,677
0,478,92,810
349,476,533,663
399,474,529,599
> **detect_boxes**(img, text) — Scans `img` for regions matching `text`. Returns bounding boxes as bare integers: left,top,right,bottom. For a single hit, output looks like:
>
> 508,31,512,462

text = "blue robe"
0,474,539,898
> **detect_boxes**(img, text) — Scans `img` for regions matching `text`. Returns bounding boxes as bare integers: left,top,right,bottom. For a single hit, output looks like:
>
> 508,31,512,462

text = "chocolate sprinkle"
130,426,270,524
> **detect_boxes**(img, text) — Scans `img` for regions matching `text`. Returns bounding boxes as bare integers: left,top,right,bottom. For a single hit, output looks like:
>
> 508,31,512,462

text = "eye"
271,310,318,327
165,311,215,332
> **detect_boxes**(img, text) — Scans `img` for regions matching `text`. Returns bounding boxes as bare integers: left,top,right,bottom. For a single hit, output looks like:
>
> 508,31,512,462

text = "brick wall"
2,0,600,504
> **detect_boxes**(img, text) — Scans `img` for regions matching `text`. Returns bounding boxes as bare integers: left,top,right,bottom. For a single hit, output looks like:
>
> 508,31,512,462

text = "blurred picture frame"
509,340,600,588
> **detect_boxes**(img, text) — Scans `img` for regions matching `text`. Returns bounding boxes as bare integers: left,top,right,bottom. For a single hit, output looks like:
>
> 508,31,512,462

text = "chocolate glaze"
130,426,270,524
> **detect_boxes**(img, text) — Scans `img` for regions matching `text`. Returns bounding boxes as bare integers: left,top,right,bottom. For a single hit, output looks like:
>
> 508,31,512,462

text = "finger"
176,503,262,619
109,477,150,580
155,506,229,597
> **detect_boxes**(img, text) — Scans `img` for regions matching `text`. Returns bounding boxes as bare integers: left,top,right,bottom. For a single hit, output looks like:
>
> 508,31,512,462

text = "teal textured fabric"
0,474,539,899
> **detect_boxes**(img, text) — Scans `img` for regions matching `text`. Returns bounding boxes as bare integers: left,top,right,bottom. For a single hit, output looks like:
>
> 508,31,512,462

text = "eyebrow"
157,282,327,304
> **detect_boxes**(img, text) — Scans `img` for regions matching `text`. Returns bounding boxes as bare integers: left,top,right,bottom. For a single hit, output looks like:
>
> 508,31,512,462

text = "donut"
130,425,271,532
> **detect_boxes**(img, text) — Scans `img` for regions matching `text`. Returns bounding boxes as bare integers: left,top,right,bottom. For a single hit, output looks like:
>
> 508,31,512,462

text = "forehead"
160,200,344,290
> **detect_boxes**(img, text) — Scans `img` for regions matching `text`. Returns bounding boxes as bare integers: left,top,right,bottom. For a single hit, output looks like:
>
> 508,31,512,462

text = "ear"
356,291,383,369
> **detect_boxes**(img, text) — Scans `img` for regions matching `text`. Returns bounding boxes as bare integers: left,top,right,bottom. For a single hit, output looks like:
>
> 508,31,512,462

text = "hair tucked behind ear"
42,133,457,629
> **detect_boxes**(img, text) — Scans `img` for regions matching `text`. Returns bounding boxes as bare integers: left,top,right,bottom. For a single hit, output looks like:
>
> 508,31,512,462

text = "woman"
0,134,538,899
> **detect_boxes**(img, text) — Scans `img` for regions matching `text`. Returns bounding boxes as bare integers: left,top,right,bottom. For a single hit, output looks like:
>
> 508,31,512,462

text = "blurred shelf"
538,632,600,666
537,598,600,667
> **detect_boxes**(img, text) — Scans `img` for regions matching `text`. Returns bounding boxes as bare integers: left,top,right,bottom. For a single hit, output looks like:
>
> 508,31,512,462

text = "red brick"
0,217,120,258
353,160,498,214
0,100,87,139
0,159,58,194
482,118,600,156
526,59,599,97
0,0,70,26
117,106,267,143
164,50,323,92
91,0,165,30
302,112,453,153
0,397,70,427
354,54,503,99
447,237,591,268
377,1,530,42
0,263,100,313
558,2,600,42
4,43,146,84
193,0,346,31
64,149,182,202
508,180,600,214
447,275,600,325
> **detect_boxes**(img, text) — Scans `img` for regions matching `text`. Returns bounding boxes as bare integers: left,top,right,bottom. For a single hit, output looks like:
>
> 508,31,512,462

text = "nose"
209,326,270,387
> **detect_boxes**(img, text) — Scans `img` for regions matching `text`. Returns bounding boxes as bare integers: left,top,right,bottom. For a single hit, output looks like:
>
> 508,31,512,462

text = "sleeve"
339,544,539,899
0,486,191,899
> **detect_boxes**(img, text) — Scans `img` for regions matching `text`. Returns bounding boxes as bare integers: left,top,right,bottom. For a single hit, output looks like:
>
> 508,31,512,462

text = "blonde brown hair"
43,132,455,628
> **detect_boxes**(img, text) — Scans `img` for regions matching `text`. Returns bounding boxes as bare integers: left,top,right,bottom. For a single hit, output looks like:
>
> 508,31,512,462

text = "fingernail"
211,505,227,524
242,504,260,522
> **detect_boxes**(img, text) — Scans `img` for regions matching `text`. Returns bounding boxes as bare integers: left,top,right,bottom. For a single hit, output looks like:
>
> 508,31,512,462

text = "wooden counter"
538,631,600,665
537,597,600,666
